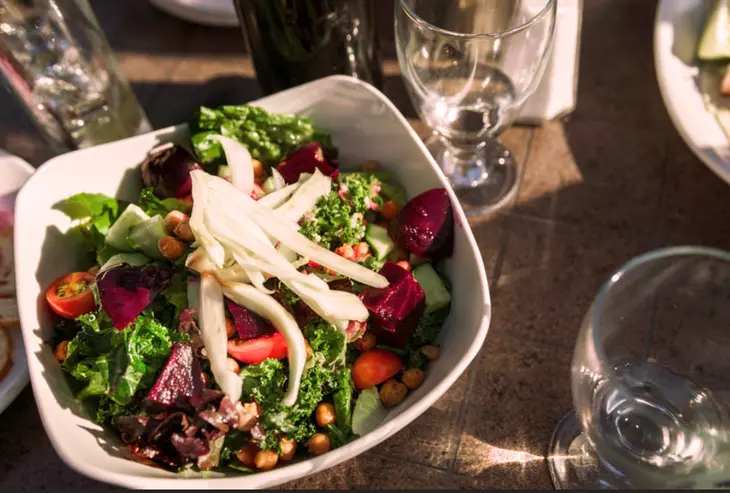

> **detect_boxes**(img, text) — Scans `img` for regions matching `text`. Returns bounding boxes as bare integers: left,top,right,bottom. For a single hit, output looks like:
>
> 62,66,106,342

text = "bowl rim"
14,75,491,489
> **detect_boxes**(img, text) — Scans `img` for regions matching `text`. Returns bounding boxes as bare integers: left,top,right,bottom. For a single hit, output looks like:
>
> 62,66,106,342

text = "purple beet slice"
226,298,275,340
360,261,426,347
276,142,339,184
145,343,204,409
96,263,174,330
141,144,202,199
395,188,454,261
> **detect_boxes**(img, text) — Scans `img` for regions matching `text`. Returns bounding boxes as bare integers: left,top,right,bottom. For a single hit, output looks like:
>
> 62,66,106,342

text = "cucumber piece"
365,224,394,261
412,263,452,313
698,0,730,61
127,215,167,259
105,204,150,251
99,253,150,272
379,181,408,208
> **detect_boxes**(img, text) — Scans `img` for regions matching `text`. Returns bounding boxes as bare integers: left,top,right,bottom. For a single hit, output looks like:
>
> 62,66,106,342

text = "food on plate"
697,0,730,135
46,104,455,474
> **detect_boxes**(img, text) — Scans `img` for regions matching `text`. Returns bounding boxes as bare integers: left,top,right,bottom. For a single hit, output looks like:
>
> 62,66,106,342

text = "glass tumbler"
0,0,151,154
395,0,556,215
549,246,730,489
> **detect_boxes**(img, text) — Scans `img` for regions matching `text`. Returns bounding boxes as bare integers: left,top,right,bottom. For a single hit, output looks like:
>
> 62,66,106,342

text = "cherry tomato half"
352,348,405,390
45,271,97,319
227,332,288,365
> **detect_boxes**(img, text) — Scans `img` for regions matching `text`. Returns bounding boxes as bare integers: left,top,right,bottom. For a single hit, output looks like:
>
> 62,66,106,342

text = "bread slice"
0,297,19,330
0,327,13,382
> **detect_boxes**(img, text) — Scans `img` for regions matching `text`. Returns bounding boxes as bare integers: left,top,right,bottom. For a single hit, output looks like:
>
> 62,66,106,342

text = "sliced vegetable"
96,263,174,330
227,332,288,364
276,142,338,184
275,168,332,222
105,204,150,251
395,188,454,261
127,215,167,259
141,144,202,199
145,342,204,409
190,171,225,267
365,224,394,261
99,253,149,273
199,273,243,402
698,0,730,61
257,182,299,209
262,168,286,194
412,263,452,313
45,271,97,319
207,135,254,196
225,298,275,340
351,348,404,390
352,387,388,436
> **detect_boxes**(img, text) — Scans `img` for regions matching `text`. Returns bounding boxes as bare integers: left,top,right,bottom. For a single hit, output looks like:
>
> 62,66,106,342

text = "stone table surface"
1,0,729,490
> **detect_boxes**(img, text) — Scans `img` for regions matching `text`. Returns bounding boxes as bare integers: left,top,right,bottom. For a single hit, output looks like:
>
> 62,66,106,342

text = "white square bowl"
14,76,491,490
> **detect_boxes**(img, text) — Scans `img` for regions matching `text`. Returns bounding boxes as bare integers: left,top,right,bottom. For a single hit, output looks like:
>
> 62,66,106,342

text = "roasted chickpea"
164,210,187,234
355,331,376,352
379,378,408,408
236,443,259,468
225,318,237,338
362,159,379,172
226,357,240,373
280,437,296,461
420,345,440,361
380,200,398,220
173,219,195,242
401,368,425,389
252,159,266,181
395,260,412,272
54,341,69,362
306,433,331,456
315,402,336,427
304,339,313,359
158,235,185,261
254,449,279,471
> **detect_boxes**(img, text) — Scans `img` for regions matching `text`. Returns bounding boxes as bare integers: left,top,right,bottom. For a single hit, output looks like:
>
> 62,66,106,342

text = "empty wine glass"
548,246,730,489
395,0,556,215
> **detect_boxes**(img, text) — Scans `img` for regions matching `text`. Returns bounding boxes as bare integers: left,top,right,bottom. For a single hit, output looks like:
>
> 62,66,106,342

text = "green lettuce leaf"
54,193,124,255
138,186,188,217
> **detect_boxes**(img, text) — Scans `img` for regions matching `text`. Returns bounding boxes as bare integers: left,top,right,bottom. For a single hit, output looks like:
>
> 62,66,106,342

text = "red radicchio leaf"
96,263,174,330
145,343,204,410
276,142,339,184
141,144,202,199
170,433,210,459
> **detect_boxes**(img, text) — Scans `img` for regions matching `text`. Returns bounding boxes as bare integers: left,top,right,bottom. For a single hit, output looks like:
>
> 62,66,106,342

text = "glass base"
548,411,632,490
425,135,517,216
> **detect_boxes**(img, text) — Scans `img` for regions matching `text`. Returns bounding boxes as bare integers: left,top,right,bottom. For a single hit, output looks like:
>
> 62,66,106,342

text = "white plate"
0,150,33,416
655,0,730,184
148,0,238,27
14,76,491,490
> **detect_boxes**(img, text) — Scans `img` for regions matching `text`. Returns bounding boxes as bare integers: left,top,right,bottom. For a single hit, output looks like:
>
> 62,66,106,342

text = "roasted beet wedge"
276,141,339,184
96,264,174,330
360,261,426,347
141,145,202,199
145,343,204,409
226,298,275,340
395,188,454,261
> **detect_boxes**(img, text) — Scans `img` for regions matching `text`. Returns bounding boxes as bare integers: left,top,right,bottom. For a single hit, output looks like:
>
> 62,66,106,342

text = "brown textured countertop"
1,0,728,490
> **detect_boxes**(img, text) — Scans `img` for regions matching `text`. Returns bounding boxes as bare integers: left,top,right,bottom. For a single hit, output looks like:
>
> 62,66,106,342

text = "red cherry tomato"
352,349,405,390
227,332,288,365
45,271,97,319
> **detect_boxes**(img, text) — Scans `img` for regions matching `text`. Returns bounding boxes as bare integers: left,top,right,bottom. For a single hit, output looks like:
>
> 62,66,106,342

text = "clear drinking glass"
0,0,151,154
395,0,557,215
548,246,730,489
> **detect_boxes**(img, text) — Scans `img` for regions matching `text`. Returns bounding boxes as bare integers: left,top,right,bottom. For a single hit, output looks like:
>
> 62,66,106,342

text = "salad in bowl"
44,103,456,474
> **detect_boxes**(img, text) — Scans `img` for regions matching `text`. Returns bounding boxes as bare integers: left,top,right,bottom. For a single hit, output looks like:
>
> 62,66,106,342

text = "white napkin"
517,0,583,124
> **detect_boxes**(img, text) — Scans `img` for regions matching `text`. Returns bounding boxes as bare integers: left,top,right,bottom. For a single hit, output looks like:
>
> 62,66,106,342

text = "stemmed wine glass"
549,247,730,489
395,0,557,215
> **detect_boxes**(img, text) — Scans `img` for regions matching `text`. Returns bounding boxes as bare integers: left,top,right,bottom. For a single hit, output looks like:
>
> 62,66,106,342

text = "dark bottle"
233,0,383,95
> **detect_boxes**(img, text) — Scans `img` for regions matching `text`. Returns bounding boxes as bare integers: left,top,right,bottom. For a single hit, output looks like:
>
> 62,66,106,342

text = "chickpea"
315,402,336,427
354,331,376,352
252,159,266,180
420,345,440,361
226,357,240,373
280,437,296,461
173,219,195,242
225,318,237,338
379,379,408,408
306,433,331,456
236,443,259,468
380,200,398,220
362,159,379,172
158,235,185,261
54,341,69,362
164,210,187,234
401,368,425,389
395,260,412,272
254,449,279,471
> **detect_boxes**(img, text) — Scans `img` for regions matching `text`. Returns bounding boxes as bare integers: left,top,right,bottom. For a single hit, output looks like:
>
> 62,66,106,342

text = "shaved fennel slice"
222,282,307,407
275,168,332,222
257,182,299,208
277,243,299,263
208,135,253,196
262,168,287,195
229,247,272,294
199,273,242,402
205,175,388,288
288,279,369,322
190,171,225,267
